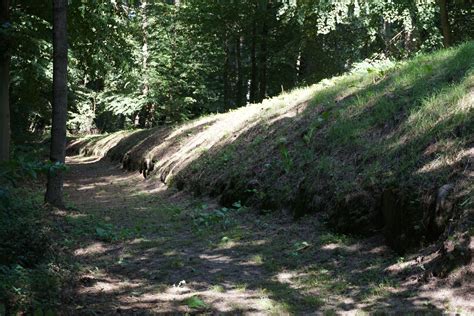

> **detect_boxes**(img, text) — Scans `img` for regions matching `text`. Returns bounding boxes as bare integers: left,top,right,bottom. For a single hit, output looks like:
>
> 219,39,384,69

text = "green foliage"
278,138,293,173
192,201,243,230
0,264,61,313
0,149,66,313
0,188,62,313
303,112,329,145
95,222,143,242
9,3,53,141
0,145,67,187
0,160,67,186
11,0,473,138
319,232,352,246
183,296,207,309
0,191,48,267
288,241,311,257
64,214,143,243
94,224,116,242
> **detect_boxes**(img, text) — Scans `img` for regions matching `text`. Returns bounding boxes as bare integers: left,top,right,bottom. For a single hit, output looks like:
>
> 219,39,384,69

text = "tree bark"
439,0,451,47
0,0,10,162
249,19,258,103
223,37,230,109
45,0,68,207
258,1,270,101
137,0,149,128
141,0,149,97
235,36,245,107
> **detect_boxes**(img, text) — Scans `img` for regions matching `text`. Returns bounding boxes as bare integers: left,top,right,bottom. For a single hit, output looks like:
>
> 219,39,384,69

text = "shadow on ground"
59,43,474,314
58,155,467,315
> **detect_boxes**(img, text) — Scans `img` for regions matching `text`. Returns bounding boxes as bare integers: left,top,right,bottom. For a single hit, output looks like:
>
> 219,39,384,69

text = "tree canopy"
5,0,472,140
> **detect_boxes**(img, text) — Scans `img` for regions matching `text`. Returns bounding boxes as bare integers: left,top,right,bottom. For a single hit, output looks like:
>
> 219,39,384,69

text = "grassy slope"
69,42,474,252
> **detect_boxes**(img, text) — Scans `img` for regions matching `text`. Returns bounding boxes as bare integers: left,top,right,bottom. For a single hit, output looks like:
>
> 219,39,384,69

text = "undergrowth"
0,146,69,314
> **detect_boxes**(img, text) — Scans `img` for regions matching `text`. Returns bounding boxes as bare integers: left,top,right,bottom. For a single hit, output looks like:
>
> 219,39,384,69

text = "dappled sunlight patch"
390,80,472,154
199,254,235,264
276,271,297,284
417,139,473,175
458,89,474,111
102,283,279,313
66,155,102,165
74,242,109,256
128,237,154,245
78,278,131,294
257,297,291,314
124,238,167,253
167,284,193,295
209,284,225,293
163,250,178,256
129,186,167,198
76,184,96,191
321,243,341,251
51,207,88,219
248,239,268,247
61,46,474,310
77,267,144,295
216,239,240,250
143,185,167,194
248,254,264,265
368,244,390,254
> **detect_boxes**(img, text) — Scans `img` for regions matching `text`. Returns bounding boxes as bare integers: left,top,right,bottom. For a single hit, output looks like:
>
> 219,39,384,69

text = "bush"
0,148,66,313
0,190,50,267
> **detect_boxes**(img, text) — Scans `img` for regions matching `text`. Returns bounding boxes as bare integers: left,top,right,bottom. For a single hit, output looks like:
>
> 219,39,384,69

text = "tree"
8,0,472,138
45,0,68,207
0,0,10,161
439,0,451,47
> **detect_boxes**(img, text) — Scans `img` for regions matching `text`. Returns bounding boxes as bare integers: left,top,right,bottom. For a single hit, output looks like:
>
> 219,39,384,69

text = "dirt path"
61,155,472,315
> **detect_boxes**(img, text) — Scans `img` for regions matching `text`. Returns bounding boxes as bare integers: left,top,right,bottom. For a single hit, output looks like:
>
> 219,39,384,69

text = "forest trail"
61,155,472,315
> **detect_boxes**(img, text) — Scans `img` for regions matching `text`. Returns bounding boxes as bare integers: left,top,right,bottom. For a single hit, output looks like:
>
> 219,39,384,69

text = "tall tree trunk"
223,38,230,109
258,1,270,101
235,36,245,107
141,0,149,97
0,0,10,162
439,0,451,47
138,0,149,128
45,0,68,207
249,19,258,103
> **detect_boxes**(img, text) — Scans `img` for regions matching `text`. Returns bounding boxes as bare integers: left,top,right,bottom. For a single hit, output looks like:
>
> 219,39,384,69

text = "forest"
1,0,473,314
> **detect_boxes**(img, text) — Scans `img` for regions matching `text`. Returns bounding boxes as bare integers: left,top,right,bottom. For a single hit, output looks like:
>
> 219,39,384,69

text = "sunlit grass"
209,284,225,293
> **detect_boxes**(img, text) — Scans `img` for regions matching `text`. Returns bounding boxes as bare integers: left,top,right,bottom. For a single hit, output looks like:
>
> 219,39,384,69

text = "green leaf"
232,201,242,209
184,296,207,309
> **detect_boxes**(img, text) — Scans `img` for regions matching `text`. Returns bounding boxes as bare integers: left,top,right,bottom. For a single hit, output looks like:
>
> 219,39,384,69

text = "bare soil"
60,155,473,315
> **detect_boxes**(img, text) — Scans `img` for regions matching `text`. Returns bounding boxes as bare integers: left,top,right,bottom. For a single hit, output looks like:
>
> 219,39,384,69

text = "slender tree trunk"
258,1,270,101
223,37,230,109
258,34,267,100
0,0,10,162
138,0,149,128
439,0,451,47
249,19,258,103
45,0,68,207
235,36,244,107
